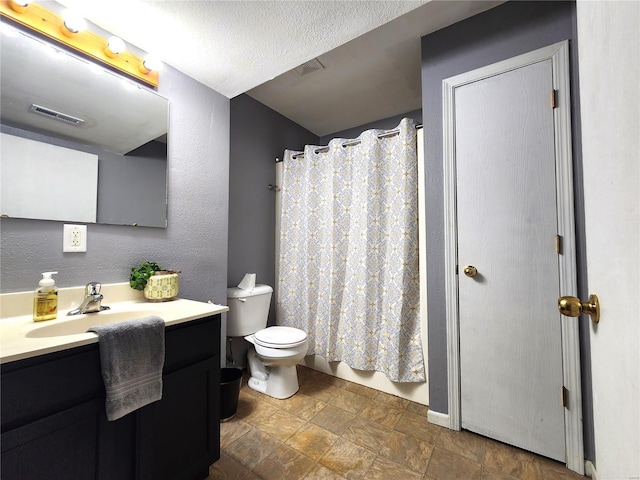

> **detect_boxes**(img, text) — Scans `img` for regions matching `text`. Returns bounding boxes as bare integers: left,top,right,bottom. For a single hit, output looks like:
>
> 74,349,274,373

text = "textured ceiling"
53,0,503,136
248,1,504,135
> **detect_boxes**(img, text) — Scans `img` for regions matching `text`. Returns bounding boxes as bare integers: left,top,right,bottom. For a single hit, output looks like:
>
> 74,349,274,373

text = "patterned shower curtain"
276,118,424,383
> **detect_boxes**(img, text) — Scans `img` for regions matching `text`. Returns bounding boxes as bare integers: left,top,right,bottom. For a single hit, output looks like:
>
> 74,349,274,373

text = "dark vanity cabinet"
0,315,221,480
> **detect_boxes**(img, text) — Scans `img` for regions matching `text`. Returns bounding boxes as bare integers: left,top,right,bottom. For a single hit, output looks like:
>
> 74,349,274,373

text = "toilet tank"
226,284,273,337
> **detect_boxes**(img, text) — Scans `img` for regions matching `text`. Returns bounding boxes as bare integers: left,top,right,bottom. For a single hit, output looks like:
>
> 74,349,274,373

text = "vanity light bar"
29,104,85,126
0,1,159,87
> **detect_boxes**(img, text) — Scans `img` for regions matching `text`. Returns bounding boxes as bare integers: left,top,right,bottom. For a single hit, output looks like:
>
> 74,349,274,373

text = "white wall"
576,1,640,478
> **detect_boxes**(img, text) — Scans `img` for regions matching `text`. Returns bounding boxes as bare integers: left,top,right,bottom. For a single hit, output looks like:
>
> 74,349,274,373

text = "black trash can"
220,367,243,422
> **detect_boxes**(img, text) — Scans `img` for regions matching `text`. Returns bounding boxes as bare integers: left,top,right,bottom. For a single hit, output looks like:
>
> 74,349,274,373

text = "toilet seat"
254,326,307,349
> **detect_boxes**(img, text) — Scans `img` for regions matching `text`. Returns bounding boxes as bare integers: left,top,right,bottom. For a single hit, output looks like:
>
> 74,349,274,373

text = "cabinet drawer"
164,315,220,373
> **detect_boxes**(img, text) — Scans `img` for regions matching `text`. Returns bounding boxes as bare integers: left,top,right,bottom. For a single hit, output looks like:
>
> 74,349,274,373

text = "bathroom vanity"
0,288,227,480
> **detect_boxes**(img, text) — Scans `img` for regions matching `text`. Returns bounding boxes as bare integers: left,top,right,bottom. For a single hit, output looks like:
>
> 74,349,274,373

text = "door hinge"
555,235,563,254
551,89,558,109
562,386,569,407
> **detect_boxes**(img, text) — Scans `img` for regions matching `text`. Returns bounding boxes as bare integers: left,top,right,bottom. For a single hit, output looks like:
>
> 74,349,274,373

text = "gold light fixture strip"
0,0,159,87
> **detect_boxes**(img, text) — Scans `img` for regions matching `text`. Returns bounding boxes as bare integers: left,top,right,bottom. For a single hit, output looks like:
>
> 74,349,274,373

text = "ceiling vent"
29,104,85,126
294,58,324,77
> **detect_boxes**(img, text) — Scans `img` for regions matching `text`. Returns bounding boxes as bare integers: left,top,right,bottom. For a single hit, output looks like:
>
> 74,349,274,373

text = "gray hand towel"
88,316,165,421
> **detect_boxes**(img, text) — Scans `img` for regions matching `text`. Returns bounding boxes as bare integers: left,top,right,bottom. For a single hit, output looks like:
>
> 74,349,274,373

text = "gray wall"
228,94,318,323
421,0,593,459
1,64,230,312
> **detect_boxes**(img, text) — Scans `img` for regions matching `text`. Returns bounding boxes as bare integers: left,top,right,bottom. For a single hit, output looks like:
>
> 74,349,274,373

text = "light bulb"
105,36,126,57
61,10,86,36
141,55,161,73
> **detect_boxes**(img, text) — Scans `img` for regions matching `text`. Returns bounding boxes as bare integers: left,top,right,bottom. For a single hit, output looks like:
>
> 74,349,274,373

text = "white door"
455,59,566,461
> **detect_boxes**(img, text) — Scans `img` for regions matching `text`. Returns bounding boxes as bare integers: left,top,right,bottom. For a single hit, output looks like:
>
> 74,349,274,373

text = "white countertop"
0,283,228,364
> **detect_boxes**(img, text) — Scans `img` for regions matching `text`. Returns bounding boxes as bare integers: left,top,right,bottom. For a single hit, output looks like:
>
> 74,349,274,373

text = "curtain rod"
278,124,423,162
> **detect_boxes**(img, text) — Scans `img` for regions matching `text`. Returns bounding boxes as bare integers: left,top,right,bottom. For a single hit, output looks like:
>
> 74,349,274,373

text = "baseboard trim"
584,460,597,479
427,410,450,428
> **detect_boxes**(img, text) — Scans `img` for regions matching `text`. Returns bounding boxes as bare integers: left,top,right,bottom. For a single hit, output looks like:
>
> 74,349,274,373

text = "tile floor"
208,366,586,480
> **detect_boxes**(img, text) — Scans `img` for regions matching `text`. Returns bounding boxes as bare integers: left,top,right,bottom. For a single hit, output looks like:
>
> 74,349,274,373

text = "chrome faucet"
67,282,110,315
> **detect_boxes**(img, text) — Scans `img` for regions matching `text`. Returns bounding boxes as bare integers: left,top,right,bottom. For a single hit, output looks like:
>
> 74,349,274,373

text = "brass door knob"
463,266,478,278
558,294,600,323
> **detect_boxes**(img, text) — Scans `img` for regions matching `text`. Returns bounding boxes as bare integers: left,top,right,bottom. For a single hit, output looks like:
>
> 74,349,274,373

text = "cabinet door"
137,357,220,480
1,400,101,480
1,345,103,431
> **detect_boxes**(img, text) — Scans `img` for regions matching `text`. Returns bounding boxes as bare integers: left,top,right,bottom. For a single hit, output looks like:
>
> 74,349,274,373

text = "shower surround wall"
0,64,230,351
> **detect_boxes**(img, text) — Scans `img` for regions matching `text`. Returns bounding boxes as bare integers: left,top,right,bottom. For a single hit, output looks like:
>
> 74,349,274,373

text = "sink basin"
26,307,165,338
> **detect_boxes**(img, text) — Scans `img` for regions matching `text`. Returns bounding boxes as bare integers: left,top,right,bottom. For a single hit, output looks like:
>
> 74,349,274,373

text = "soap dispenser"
33,271,58,322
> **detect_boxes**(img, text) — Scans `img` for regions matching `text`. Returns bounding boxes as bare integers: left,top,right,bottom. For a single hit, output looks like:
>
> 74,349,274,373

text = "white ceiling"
54,0,503,136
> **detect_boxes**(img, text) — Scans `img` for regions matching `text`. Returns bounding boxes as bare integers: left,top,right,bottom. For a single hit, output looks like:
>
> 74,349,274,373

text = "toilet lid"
254,326,307,348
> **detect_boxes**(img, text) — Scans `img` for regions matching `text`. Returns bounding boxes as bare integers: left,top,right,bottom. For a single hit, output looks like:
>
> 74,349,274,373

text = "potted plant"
130,261,181,301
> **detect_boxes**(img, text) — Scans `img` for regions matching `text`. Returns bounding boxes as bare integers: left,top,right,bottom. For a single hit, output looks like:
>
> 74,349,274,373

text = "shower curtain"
277,118,425,383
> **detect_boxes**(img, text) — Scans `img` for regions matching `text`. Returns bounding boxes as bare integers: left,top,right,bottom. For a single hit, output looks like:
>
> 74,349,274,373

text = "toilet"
226,284,308,399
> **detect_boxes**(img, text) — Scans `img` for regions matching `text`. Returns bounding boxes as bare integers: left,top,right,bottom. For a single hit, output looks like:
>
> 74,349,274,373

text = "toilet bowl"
244,326,308,399
226,284,308,399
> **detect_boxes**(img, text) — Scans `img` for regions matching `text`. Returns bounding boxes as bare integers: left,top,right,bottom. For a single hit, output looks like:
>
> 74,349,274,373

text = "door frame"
441,41,584,474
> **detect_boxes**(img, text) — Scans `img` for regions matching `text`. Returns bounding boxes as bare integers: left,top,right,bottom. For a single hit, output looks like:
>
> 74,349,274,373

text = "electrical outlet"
63,224,87,252
71,230,81,247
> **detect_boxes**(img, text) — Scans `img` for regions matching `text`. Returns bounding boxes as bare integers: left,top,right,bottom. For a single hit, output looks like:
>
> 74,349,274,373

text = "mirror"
0,22,169,228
